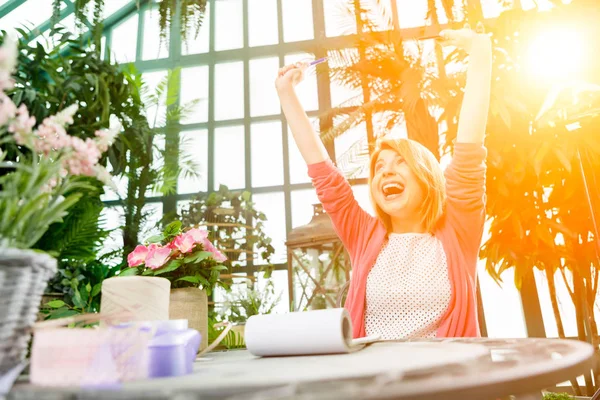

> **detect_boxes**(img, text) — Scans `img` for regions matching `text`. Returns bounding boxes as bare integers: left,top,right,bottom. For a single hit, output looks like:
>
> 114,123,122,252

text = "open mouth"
382,182,405,200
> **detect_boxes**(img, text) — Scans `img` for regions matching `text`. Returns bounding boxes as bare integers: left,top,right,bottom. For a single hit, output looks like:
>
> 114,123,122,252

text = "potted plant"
220,279,281,346
180,184,275,274
123,220,228,351
0,37,118,375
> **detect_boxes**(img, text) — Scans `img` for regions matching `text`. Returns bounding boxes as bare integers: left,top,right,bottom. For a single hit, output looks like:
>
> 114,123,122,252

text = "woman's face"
370,149,425,220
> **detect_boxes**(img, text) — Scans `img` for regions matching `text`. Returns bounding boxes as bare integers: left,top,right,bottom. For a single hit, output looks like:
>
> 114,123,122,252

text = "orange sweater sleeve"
443,142,487,277
307,160,378,263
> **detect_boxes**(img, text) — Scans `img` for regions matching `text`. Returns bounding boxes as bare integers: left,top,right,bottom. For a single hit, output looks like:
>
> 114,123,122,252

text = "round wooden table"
8,338,595,400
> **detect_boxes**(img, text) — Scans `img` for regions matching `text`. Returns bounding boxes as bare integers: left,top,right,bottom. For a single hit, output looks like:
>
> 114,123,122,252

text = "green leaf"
183,251,212,264
164,220,182,236
119,268,139,277
176,276,200,284
47,308,79,320
46,300,66,308
153,259,182,275
91,283,102,297
145,234,164,243
72,289,84,309
211,264,228,271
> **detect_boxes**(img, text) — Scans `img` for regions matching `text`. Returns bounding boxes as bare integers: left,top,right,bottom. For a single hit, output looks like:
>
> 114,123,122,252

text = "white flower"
0,36,18,91
52,104,79,126
94,165,117,191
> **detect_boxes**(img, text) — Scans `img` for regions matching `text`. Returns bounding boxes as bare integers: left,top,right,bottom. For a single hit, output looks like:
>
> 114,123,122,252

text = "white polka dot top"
365,232,452,340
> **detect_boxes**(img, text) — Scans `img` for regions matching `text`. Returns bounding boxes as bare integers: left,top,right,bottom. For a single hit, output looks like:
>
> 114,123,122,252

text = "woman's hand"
438,22,491,54
275,61,309,94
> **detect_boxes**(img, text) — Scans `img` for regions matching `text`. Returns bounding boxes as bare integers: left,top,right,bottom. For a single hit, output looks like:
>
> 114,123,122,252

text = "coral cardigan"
307,143,487,338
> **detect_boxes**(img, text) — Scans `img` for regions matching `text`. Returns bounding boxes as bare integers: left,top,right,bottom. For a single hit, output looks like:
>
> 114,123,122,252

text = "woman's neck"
390,217,427,234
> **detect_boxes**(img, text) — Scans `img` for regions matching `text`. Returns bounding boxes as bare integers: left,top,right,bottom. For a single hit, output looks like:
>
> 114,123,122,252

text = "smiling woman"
275,24,492,341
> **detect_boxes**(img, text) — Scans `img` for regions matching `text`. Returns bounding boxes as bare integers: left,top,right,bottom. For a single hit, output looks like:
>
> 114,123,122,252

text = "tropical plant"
122,220,228,294
42,252,121,319
54,0,208,47
179,184,276,275
221,279,281,324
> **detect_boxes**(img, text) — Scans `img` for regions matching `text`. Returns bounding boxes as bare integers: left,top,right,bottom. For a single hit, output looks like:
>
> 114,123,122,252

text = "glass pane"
100,206,125,253
288,118,318,185
351,184,375,216
478,264,528,338
248,0,278,47
252,192,286,264
251,121,283,187
58,14,78,33
142,70,168,128
396,0,427,29
291,189,319,228
180,66,209,124
177,199,191,217
141,202,163,240
215,0,243,51
328,49,362,107
1,0,55,35
534,268,579,338
215,125,245,189
364,0,393,31
143,6,169,60
284,53,319,111
100,163,128,202
110,14,138,64
257,270,289,314
178,130,209,194
250,57,280,117
147,134,165,197
215,62,244,121
481,0,505,18
323,0,356,37
334,119,369,179
282,0,313,42
182,1,210,55
104,0,131,16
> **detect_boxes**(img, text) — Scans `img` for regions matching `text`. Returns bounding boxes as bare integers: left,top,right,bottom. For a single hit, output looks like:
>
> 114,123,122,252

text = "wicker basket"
0,248,57,375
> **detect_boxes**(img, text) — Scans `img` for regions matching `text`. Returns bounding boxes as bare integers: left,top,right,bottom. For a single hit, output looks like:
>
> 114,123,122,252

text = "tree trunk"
572,268,595,395
547,266,582,396
547,266,566,338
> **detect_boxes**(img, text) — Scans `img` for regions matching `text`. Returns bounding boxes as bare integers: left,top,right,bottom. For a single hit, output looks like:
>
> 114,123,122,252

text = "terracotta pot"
169,287,208,351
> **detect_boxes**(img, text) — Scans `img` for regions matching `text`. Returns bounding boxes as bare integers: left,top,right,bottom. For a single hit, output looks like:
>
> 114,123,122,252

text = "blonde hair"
369,138,446,233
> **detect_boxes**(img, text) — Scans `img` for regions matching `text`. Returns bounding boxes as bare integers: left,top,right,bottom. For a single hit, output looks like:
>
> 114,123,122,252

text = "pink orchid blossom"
8,104,36,137
171,233,196,254
202,238,227,263
145,243,171,269
0,93,16,126
185,228,208,243
127,245,149,267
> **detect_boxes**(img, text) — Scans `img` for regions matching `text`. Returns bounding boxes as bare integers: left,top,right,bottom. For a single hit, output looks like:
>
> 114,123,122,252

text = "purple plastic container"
147,329,201,378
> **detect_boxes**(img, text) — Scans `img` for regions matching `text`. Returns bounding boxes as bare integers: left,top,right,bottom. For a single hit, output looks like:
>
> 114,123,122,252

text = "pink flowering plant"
122,220,228,293
0,37,120,249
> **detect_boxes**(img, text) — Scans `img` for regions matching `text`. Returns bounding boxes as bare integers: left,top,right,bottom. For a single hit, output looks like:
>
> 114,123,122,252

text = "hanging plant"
51,0,105,50
157,0,208,46
52,0,207,49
